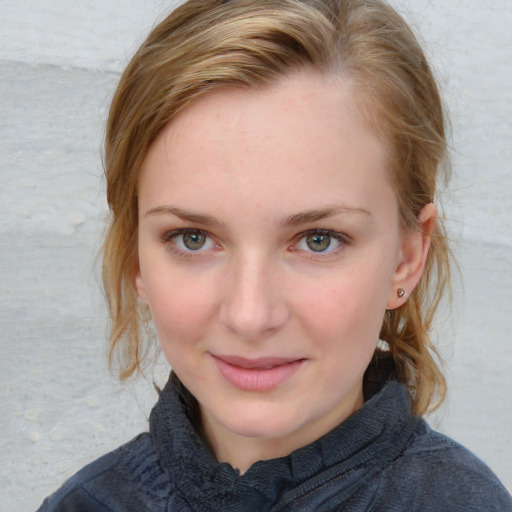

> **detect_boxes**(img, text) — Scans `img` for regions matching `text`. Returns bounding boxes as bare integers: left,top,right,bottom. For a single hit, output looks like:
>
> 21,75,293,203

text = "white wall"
0,2,510,510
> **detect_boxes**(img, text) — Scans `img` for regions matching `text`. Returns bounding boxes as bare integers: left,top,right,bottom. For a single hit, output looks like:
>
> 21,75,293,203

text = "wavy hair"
103,0,451,415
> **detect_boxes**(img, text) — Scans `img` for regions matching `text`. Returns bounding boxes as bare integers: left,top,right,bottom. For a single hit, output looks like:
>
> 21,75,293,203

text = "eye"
304,233,333,252
181,232,208,250
162,229,216,253
294,229,347,254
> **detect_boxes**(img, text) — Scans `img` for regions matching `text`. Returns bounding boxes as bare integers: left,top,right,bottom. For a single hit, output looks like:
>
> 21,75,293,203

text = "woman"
38,0,512,510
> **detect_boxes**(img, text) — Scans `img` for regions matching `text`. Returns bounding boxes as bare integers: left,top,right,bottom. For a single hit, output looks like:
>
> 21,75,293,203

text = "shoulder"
377,419,512,511
36,433,171,512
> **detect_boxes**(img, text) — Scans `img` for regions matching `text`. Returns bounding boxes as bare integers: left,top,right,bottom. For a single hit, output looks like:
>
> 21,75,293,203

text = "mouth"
211,354,305,391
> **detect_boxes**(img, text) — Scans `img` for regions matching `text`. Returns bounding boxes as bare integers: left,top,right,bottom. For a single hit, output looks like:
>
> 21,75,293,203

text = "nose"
219,253,289,341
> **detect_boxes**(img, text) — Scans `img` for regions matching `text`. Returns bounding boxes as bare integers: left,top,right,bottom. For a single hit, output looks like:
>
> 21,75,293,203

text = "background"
0,1,511,509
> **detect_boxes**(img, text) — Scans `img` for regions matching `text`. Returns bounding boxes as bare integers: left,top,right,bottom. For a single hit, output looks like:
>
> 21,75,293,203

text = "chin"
216,402,308,441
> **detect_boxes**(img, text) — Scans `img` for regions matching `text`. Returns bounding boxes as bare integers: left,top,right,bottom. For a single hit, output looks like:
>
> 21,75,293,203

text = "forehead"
138,70,393,219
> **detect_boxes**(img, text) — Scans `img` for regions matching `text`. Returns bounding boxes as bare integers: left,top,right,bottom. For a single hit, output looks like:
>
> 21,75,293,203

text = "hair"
102,0,451,415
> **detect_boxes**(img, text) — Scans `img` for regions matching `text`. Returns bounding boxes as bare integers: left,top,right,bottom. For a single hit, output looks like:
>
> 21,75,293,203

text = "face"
136,71,422,463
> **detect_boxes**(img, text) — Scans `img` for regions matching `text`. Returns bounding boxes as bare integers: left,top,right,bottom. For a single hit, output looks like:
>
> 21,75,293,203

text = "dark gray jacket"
37,377,512,511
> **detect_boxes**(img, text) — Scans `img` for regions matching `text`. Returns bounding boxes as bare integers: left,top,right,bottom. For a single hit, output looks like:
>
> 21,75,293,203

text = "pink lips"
212,354,304,391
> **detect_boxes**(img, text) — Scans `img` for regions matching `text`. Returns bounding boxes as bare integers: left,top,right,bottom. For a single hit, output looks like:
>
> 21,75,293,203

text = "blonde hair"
103,0,450,415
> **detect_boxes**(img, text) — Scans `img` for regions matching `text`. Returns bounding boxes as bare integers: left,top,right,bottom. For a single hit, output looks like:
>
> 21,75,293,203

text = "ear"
135,267,149,305
386,203,436,309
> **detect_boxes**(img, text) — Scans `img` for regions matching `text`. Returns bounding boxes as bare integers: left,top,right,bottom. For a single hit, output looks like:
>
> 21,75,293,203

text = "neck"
200,389,364,474
202,424,294,474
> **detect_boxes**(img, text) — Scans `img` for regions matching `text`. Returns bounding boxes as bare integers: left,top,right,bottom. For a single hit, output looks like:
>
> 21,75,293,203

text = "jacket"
37,376,512,511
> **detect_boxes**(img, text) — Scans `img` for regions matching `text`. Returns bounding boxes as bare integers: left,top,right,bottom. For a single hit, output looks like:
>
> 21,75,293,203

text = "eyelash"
160,228,350,259
160,228,218,258
291,229,350,259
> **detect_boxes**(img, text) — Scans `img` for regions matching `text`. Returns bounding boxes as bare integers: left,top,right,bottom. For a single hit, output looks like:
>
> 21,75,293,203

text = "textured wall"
0,1,510,510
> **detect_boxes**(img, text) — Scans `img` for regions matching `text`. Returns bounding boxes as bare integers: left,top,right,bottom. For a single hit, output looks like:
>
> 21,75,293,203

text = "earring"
397,288,408,299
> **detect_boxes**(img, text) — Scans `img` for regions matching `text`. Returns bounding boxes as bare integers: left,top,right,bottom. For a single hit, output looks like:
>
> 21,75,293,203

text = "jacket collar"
149,375,419,509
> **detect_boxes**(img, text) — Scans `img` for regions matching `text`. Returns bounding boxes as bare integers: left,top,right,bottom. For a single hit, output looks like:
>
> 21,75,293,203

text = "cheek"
304,288,381,340
148,284,218,384
292,264,390,347
142,269,217,349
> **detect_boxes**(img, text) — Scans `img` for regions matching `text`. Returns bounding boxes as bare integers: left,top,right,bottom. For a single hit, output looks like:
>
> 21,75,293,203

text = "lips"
215,355,301,369
211,354,305,391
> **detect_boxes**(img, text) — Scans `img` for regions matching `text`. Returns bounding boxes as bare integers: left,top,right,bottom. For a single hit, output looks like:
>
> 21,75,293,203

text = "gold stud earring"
397,288,407,299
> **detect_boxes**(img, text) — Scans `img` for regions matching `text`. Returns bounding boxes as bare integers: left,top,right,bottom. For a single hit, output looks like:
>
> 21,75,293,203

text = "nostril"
220,296,288,340
219,262,289,338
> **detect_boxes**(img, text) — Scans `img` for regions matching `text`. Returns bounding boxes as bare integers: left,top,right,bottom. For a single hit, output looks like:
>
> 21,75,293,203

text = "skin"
135,70,435,474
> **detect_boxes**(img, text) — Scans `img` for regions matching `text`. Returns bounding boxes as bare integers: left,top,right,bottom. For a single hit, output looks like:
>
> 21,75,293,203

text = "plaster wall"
0,1,511,510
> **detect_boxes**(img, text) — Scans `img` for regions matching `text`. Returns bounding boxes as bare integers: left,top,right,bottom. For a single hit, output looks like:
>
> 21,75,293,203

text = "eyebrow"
145,204,370,227
281,205,371,226
145,205,226,227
